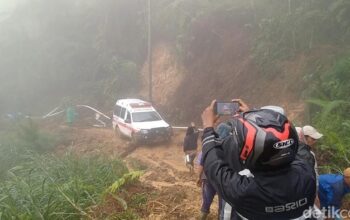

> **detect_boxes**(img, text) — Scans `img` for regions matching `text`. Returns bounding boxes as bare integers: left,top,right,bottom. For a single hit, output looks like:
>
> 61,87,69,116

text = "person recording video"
200,99,316,219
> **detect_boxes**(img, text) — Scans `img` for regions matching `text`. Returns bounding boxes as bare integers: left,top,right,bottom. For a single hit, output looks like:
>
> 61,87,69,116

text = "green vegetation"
0,154,124,219
151,1,350,65
0,122,146,219
0,119,57,178
253,0,350,66
307,57,350,171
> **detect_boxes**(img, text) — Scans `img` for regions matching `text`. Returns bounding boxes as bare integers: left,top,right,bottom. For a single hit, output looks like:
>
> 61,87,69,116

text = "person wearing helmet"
200,100,316,219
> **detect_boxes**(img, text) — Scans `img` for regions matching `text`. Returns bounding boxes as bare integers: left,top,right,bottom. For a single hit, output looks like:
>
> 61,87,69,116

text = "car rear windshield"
132,111,162,122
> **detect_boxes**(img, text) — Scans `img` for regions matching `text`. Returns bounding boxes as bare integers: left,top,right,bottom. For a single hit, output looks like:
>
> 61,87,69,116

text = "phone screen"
215,102,239,115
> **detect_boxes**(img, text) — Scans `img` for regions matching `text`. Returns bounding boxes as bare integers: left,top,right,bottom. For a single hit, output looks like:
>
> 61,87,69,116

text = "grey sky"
0,0,22,13
0,0,24,21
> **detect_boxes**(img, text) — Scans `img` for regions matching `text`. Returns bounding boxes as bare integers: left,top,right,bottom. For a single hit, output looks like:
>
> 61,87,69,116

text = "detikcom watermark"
303,206,350,219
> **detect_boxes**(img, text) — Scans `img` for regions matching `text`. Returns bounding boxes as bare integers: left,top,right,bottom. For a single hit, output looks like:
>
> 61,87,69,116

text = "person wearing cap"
302,125,323,147
200,99,316,219
318,168,350,219
296,125,323,209
296,125,323,170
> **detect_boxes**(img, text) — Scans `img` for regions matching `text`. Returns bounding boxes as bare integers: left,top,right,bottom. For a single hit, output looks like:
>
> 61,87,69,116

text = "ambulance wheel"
131,133,138,145
115,126,124,139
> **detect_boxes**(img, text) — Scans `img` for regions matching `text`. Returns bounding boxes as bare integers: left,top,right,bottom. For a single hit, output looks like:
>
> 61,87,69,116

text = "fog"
0,0,19,12
1,1,350,218
1,0,349,118
0,0,146,115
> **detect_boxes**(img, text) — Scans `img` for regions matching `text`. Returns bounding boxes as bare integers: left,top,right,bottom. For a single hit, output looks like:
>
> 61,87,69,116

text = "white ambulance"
112,99,172,143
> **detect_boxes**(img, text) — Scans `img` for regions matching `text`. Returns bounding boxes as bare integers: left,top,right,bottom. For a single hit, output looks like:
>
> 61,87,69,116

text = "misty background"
1,1,350,219
0,0,147,115
1,0,350,117
1,0,350,159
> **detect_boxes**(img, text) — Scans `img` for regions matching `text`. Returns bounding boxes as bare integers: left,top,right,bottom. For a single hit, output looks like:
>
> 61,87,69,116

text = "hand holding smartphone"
214,101,240,115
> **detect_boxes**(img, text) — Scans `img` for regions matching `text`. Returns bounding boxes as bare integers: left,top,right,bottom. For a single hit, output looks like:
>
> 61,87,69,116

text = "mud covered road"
56,126,219,220
53,125,350,220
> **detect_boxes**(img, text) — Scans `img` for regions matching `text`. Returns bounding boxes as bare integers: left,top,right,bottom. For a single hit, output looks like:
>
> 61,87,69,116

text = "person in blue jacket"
318,168,350,219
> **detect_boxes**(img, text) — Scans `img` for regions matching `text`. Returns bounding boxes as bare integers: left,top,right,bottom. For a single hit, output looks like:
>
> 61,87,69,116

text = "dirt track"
56,126,219,220
54,125,350,220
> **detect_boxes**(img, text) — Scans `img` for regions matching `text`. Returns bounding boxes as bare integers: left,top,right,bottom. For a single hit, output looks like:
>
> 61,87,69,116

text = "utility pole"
288,0,291,15
148,0,153,103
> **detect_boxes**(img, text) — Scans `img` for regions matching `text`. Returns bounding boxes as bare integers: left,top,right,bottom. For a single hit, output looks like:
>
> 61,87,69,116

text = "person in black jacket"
183,122,199,173
296,125,323,174
296,125,323,211
200,100,316,220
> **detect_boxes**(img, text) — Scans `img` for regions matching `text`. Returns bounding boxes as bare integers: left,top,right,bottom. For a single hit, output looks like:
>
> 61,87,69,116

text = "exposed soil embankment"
140,43,186,109
141,12,313,125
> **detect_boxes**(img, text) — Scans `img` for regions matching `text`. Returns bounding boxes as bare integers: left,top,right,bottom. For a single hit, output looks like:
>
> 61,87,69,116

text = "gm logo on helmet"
273,139,294,149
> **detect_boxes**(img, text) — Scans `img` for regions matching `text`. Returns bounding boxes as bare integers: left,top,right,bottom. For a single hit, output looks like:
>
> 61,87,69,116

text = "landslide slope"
140,12,331,125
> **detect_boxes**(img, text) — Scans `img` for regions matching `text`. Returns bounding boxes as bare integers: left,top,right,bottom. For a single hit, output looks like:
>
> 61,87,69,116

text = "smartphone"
214,101,239,115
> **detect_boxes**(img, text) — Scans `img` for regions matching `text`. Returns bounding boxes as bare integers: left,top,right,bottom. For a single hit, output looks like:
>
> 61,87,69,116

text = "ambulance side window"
125,111,131,123
120,107,126,119
114,105,122,116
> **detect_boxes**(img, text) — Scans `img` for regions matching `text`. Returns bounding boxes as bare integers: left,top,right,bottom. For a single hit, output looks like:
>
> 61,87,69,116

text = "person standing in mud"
197,151,221,220
183,122,199,173
197,123,234,220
